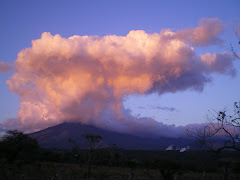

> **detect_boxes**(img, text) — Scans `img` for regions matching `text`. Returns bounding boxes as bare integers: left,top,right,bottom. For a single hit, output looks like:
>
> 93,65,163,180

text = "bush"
0,130,39,163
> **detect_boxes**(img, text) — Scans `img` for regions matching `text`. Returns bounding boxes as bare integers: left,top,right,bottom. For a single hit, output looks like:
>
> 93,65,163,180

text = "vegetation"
83,134,102,179
0,131,240,179
0,148,240,180
186,101,240,153
230,31,240,60
0,130,39,163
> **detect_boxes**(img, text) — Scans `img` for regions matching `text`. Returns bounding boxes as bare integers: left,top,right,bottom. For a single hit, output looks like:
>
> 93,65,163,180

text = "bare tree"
186,124,216,150
186,101,240,152
68,138,80,162
83,134,102,179
230,31,240,60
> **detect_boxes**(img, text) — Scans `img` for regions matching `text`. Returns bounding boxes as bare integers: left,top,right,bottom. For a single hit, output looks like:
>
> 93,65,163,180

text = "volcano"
29,122,192,150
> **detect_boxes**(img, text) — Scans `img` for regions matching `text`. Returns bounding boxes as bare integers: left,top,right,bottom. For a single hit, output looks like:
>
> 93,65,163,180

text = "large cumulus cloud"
3,18,236,136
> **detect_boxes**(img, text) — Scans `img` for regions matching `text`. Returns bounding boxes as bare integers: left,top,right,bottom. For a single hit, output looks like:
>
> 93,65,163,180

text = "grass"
1,150,240,180
1,161,240,180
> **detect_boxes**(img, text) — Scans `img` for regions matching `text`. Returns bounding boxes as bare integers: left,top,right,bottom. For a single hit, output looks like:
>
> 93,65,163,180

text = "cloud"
175,18,225,46
3,18,237,136
153,106,176,112
200,52,236,75
0,62,12,74
138,105,176,112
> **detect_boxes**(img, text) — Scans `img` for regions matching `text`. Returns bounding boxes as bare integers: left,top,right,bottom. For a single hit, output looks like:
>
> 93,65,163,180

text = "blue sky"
0,0,240,128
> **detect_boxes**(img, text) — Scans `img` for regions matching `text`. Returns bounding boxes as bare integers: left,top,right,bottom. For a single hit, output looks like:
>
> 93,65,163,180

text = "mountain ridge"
29,122,193,150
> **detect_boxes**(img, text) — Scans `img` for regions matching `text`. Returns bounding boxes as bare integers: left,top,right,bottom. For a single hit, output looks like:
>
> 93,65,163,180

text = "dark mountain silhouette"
29,122,193,150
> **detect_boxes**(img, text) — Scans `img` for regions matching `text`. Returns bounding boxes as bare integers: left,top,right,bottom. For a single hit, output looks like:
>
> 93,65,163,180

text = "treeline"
1,131,240,180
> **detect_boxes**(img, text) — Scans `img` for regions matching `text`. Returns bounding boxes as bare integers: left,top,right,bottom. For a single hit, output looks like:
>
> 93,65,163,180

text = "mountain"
29,122,193,150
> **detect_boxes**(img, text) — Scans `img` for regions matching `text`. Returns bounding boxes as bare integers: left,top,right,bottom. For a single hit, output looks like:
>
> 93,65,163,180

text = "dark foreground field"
1,149,240,180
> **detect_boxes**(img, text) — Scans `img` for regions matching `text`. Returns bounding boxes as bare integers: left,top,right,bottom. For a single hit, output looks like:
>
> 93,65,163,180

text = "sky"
0,0,240,136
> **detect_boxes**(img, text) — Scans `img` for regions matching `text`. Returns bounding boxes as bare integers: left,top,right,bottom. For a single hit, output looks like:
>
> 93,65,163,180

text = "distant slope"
29,122,193,150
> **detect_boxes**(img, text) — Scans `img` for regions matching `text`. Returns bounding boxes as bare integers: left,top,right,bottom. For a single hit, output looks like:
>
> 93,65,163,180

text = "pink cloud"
0,62,12,74
3,19,236,135
201,52,236,75
175,18,225,46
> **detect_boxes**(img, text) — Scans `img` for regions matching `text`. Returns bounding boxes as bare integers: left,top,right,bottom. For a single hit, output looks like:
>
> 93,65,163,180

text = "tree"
83,134,102,179
186,101,240,152
0,130,39,163
230,31,240,60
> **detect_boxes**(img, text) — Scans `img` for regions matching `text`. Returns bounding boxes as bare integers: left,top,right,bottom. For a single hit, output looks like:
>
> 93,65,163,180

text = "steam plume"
3,18,236,136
